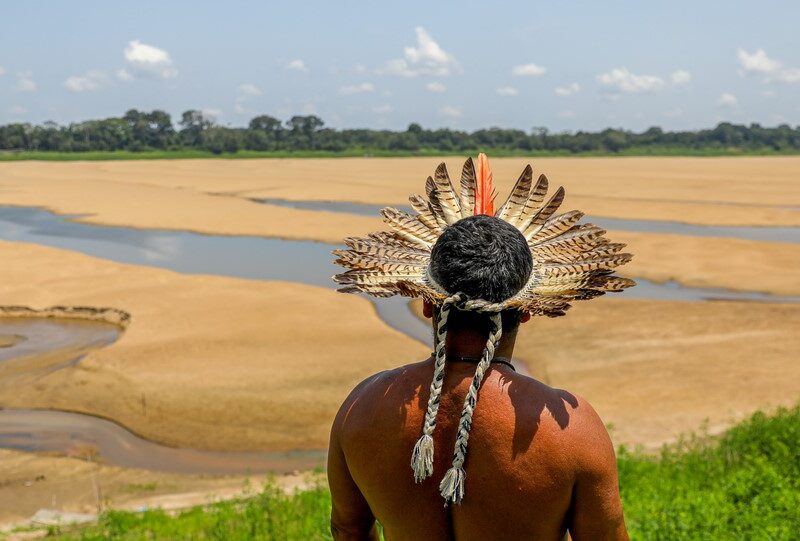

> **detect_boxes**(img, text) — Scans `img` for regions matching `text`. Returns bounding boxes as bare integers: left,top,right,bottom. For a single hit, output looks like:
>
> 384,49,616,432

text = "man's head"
426,215,534,333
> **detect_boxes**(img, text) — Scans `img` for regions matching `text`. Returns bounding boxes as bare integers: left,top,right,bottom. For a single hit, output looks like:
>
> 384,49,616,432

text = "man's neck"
442,326,518,360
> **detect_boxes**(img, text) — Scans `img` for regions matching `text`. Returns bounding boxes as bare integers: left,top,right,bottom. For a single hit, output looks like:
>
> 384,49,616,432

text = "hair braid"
410,293,464,482
439,312,503,505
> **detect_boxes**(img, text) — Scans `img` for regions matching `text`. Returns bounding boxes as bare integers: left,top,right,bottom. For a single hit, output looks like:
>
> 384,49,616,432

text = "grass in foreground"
43,405,800,540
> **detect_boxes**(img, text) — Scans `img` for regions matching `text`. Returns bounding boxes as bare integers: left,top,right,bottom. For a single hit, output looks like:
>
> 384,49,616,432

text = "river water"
0,203,797,473
257,198,800,244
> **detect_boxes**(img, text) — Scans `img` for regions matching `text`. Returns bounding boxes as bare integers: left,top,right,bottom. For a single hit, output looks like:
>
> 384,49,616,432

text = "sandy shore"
0,240,427,452
411,297,800,449
1,158,799,295
0,448,309,526
0,335,24,348
3,157,798,225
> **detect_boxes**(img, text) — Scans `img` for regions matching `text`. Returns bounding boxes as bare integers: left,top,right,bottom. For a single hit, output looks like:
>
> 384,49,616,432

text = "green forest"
2,109,800,157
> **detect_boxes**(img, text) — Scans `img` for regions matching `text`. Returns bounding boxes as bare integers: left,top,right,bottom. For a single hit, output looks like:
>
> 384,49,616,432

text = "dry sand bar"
0,157,798,477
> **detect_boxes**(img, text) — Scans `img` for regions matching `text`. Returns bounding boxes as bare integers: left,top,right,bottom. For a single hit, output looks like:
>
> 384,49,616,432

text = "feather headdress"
333,154,634,504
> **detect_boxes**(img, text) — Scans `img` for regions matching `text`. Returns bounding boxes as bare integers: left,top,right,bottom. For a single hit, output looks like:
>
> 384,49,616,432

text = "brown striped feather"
380,207,437,246
425,176,449,229
513,174,549,230
459,157,476,217
528,210,585,244
408,194,443,233
496,164,533,224
521,186,566,238
433,162,462,224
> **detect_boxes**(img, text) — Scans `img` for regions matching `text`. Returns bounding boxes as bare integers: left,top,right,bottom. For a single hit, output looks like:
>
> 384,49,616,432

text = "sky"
1,1,799,132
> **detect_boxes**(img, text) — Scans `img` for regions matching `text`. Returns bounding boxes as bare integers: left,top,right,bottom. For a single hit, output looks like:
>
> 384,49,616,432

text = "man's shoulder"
499,374,611,450
332,359,431,426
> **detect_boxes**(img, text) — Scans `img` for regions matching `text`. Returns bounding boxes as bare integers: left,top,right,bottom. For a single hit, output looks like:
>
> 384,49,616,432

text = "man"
330,155,632,540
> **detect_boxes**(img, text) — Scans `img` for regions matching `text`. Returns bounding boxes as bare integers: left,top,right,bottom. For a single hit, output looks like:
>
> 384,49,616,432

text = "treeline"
2,109,800,155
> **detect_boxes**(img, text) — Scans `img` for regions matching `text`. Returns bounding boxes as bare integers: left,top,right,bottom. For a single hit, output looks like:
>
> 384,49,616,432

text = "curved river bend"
0,204,798,473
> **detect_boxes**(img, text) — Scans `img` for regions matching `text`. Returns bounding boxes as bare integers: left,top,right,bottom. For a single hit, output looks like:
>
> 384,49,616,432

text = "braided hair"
410,215,533,505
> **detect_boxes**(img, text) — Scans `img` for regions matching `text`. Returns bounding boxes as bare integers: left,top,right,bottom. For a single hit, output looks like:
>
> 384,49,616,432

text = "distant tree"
179,110,215,147
249,115,282,132
2,113,800,155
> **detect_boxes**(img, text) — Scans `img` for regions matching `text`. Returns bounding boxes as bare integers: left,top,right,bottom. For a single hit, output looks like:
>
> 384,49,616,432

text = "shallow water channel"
0,204,798,473
257,198,800,244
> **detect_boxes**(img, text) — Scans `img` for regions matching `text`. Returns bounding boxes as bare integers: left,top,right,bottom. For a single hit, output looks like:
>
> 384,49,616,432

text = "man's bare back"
328,356,629,540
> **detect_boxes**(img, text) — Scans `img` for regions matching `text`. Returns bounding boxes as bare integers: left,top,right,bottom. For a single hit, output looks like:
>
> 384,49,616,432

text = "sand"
0,156,797,525
0,335,24,348
1,158,799,295
3,157,799,226
0,240,428,452
0,448,309,526
410,297,800,450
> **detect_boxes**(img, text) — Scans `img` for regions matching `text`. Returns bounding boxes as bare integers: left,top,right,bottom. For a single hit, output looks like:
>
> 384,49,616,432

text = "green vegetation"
38,405,800,540
1,109,799,158
619,406,800,539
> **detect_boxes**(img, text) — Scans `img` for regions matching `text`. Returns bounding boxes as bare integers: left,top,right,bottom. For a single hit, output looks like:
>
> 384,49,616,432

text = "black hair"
430,215,533,303
429,215,533,333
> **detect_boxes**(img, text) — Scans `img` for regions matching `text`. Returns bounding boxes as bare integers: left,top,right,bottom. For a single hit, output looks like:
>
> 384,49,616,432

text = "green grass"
2,147,800,161
619,406,800,540
39,405,800,540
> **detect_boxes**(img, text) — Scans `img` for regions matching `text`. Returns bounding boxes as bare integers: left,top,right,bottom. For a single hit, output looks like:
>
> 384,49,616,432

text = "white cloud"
558,110,576,119
202,108,222,121
64,70,107,92
670,70,691,85
339,82,374,95
773,68,800,83
233,83,262,115
426,81,446,93
663,107,683,118
121,40,176,80
555,82,580,96
737,48,780,74
762,89,777,98
286,59,308,72
352,63,367,75
380,27,459,77
233,103,249,114
8,105,27,116
440,105,462,119
496,86,519,96
238,83,262,97
596,67,664,94
0,66,5,76
512,63,546,77
737,49,800,84
15,71,36,92
116,68,134,81
372,104,393,114
717,93,738,107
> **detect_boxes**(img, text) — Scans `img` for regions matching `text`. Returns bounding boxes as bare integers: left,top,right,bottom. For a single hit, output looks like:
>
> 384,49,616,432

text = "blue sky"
1,1,798,131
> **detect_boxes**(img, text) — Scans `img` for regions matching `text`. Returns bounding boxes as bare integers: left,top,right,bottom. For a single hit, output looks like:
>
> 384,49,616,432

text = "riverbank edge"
4,149,800,162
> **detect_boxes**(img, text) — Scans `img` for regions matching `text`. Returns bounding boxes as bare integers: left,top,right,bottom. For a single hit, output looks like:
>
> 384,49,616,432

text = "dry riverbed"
2,158,800,295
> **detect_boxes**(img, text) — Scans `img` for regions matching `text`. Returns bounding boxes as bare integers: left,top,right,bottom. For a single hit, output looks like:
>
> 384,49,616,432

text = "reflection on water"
1,205,798,473
0,318,120,366
257,198,800,244
0,409,325,474
0,206,339,288
2,206,798,308
620,279,800,303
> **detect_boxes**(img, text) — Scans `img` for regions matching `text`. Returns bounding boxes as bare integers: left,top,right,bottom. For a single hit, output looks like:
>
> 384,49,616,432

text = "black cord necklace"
443,355,516,372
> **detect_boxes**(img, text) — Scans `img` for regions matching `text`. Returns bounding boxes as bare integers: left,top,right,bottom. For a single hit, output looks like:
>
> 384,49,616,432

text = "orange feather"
474,153,494,215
